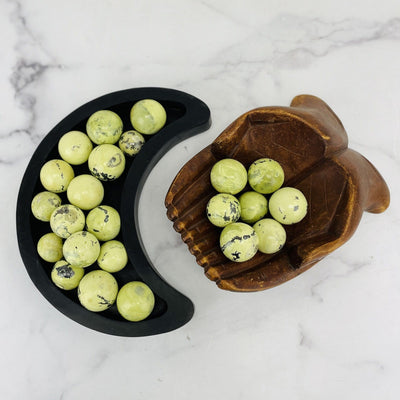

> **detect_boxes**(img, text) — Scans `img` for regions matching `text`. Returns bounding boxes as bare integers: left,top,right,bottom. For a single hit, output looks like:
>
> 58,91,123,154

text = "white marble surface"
1,0,400,398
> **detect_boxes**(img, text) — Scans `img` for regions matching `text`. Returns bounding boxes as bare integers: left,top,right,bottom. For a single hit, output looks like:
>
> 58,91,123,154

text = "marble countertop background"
1,0,400,398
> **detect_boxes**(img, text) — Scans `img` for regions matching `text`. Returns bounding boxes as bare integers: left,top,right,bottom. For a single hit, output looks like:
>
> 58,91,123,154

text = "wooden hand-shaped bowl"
165,95,390,292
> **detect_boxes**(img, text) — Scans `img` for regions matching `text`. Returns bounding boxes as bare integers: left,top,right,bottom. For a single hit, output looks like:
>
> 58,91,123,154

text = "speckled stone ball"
50,204,85,239
206,193,241,227
78,270,118,312
86,110,123,145
130,99,166,135
88,144,126,181
118,130,145,156
67,174,104,210
31,191,62,222
40,159,75,193
37,233,64,263
51,259,84,290
253,218,287,254
58,130,93,165
210,158,248,195
86,205,120,241
117,281,155,322
269,187,308,225
239,191,268,224
97,240,128,273
63,231,100,268
248,158,285,194
220,222,259,262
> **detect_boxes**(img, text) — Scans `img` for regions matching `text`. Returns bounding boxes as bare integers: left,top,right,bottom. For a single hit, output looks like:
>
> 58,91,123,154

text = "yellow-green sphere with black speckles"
67,174,104,210
50,204,85,239
130,99,166,135
58,130,93,165
269,187,308,225
206,193,241,227
248,158,285,194
86,110,123,145
117,281,155,322
51,259,84,290
220,222,259,262
88,144,125,181
118,130,145,156
40,159,75,193
86,205,120,241
97,240,128,273
37,233,63,263
63,231,100,268
253,218,286,254
31,191,62,222
78,270,118,312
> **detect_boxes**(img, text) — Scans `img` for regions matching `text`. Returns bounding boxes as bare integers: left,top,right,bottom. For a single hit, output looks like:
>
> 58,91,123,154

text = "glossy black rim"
16,87,211,336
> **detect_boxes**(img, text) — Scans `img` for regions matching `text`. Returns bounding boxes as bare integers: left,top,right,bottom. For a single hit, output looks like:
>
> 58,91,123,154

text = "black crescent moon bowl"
16,87,211,336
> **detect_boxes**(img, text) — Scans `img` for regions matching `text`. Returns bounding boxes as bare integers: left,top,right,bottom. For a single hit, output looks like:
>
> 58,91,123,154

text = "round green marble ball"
118,130,145,156
86,205,121,241
51,259,84,290
220,222,259,262
206,193,241,227
78,270,118,312
31,191,62,222
210,158,247,195
50,204,86,239
130,99,166,135
239,191,268,224
248,158,285,194
116,281,155,322
37,232,63,263
86,110,123,145
269,187,308,225
67,174,104,210
88,144,126,181
97,240,128,273
63,231,100,268
40,159,75,193
58,130,93,165
253,218,287,254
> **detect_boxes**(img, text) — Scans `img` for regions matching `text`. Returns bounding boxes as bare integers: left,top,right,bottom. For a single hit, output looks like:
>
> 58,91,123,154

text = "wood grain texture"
165,95,390,292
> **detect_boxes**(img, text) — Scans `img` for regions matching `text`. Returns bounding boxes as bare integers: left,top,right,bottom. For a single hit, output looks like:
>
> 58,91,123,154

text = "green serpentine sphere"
269,187,308,225
210,158,247,195
88,144,126,181
239,191,268,224
31,191,62,222
117,281,155,322
67,174,104,211
51,259,84,290
86,205,121,241
78,270,118,312
130,99,166,135
86,110,123,145
63,231,100,268
248,158,284,194
40,159,75,193
253,218,287,254
206,193,241,227
37,233,63,263
58,130,93,165
220,222,259,262
118,130,145,156
97,240,128,273
50,204,85,239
